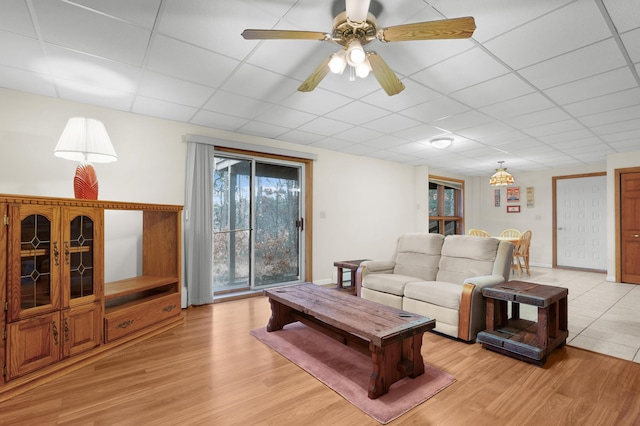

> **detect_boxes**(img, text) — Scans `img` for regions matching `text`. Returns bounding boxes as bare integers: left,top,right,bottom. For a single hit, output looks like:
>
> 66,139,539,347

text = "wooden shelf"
104,276,179,301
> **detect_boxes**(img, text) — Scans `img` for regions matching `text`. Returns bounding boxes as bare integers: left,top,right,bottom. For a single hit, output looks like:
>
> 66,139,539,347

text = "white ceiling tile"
147,35,239,88
411,47,509,93
394,124,447,142
247,40,336,82
159,0,293,60
238,120,290,139
600,128,640,143
203,91,271,120
592,118,640,136
221,63,308,103
446,139,487,153
400,96,469,122
387,142,430,155
137,72,215,108
33,0,152,66
333,126,385,143
431,110,493,132
279,129,325,145
456,121,514,141
545,67,637,105
609,139,640,151
476,131,531,146
538,129,595,144
57,86,134,112
317,69,383,98
431,0,575,43
325,101,391,126
297,117,353,136
69,0,162,28
360,135,409,149
310,138,355,151
603,0,640,33
450,73,535,108
0,65,57,97
360,82,441,113
362,113,422,134
518,38,627,89
0,0,36,38
579,105,640,127
562,88,640,117
373,39,475,76
280,89,353,116
523,119,585,138
254,105,317,129
480,92,555,120
484,0,612,69
190,109,248,132
505,107,571,129
0,30,45,72
132,96,198,122
621,27,640,63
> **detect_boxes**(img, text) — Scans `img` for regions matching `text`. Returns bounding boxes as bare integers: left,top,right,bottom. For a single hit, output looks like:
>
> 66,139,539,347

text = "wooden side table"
333,259,369,294
477,281,568,365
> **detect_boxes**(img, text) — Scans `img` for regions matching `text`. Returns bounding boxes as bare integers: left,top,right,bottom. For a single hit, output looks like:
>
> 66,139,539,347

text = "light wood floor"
1,295,640,425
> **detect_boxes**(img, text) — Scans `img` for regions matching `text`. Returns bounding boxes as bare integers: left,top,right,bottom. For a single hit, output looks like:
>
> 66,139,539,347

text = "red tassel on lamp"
54,118,117,200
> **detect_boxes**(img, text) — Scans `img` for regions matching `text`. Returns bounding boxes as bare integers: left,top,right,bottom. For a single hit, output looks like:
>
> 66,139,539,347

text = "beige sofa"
356,233,513,341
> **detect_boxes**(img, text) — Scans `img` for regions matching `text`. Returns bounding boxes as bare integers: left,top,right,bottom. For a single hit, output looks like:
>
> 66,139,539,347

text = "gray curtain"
183,142,214,306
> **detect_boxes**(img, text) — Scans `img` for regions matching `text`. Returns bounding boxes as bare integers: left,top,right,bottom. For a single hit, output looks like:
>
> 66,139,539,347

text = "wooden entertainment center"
0,194,183,401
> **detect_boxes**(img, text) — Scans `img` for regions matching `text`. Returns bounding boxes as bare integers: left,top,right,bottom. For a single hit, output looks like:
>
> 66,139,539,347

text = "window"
428,176,464,236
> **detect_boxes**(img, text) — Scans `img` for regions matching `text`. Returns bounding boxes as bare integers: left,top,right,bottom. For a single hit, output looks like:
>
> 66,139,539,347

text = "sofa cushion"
393,233,444,281
362,274,418,296
436,235,499,285
404,281,463,310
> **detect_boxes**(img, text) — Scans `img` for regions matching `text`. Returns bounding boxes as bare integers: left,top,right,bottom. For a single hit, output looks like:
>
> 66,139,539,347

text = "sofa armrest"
355,260,396,298
458,275,506,340
361,260,396,274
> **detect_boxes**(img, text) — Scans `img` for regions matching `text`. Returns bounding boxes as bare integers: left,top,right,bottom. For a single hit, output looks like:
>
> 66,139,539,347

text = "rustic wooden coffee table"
264,283,435,399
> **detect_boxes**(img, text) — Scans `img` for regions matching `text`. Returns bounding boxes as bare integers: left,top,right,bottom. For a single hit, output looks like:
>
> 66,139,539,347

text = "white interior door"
556,175,606,270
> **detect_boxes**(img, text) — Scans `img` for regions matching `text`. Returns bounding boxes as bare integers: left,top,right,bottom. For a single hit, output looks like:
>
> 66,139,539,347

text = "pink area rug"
251,322,455,424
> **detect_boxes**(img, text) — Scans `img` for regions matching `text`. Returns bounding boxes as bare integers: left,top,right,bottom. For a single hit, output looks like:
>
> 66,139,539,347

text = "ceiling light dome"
429,137,453,149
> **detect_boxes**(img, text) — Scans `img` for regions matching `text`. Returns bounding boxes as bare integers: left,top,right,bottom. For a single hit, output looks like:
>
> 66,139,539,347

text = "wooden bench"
264,283,435,399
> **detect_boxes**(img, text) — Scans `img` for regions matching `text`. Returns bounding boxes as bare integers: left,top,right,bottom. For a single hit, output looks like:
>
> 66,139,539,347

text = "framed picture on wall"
494,189,500,207
507,205,520,213
506,187,520,202
526,187,534,207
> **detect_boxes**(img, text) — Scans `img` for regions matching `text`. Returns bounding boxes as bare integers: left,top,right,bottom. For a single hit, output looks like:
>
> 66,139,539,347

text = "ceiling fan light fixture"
347,40,366,65
329,50,347,74
355,59,371,78
489,161,515,186
429,137,453,149
345,0,371,24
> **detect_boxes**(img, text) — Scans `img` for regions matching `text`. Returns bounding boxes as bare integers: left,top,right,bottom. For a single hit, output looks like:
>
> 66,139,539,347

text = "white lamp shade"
54,117,117,163
347,40,366,65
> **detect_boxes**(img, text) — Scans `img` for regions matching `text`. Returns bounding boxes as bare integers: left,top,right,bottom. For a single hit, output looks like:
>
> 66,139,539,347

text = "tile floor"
514,266,640,363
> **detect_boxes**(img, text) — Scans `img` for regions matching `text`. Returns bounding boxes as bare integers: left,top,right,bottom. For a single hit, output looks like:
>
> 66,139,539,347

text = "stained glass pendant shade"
489,161,514,186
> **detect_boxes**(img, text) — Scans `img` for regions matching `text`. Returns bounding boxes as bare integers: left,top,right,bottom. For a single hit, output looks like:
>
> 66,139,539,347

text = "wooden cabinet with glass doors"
0,194,183,401
5,204,102,380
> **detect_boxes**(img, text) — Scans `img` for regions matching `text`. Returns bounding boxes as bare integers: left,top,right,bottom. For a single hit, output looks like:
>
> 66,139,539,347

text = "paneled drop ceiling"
1,0,639,176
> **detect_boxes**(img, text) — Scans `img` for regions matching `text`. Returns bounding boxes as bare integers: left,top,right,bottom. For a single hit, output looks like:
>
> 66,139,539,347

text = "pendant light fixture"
489,161,514,186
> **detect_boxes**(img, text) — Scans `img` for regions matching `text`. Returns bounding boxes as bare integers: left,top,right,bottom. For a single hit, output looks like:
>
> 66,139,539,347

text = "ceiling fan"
241,0,475,96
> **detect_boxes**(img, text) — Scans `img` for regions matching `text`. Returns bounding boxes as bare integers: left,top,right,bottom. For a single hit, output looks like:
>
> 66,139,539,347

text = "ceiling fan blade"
367,52,405,96
345,0,371,23
298,55,332,92
378,16,476,42
241,29,328,40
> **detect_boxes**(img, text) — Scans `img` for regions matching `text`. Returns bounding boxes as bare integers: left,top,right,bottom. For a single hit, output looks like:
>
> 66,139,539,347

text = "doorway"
553,173,606,271
616,168,640,284
213,153,305,294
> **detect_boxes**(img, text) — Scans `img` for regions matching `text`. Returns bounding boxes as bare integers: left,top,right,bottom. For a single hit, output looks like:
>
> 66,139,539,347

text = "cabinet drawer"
104,293,181,342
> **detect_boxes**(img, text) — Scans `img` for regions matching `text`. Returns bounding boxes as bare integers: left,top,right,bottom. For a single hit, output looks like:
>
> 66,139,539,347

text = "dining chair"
512,230,532,276
468,229,491,237
500,228,522,239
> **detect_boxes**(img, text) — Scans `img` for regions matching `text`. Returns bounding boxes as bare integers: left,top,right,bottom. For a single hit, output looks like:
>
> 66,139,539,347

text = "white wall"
0,88,420,284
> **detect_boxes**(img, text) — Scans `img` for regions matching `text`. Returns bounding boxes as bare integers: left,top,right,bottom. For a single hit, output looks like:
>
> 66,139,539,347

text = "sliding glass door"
213,154,304,294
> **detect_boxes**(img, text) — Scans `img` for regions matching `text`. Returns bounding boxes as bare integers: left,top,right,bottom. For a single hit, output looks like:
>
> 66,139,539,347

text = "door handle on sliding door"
295,218,304,231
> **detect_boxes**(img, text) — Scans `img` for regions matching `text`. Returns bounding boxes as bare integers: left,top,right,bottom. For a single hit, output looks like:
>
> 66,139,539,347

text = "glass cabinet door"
8,205,61,322
63,207,103,307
